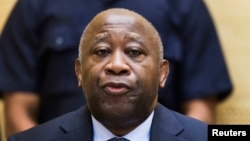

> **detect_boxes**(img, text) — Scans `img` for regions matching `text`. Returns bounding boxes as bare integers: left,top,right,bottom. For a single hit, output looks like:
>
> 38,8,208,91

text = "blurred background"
0,1,250,139
0,1,17,140
204,0,250,124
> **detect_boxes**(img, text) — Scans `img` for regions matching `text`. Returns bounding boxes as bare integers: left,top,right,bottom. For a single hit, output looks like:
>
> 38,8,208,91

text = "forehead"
104,14,137,25
79,9,162,60
88,13,150,39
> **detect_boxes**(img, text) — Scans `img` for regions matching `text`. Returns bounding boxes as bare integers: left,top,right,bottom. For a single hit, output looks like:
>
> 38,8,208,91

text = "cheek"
81,62,101,91
82,69,99,84
81,57,102,77
134,62,159,107
81,69,101,104
136,61,159,86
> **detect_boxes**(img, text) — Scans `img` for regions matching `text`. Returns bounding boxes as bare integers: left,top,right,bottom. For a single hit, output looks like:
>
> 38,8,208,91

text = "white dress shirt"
92,111,154,141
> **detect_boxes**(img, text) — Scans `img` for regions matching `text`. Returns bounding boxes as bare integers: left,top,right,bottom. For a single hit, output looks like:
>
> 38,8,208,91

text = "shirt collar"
92,111,154,141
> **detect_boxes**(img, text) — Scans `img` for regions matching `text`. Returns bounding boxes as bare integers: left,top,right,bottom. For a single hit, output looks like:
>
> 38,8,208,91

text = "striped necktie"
107,137,130,141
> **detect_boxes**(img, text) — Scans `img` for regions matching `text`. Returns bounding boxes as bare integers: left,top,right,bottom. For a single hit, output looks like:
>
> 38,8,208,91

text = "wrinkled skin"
75,9,169,136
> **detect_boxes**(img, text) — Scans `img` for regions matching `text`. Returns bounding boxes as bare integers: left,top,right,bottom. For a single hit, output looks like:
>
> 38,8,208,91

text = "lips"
102,82,130,95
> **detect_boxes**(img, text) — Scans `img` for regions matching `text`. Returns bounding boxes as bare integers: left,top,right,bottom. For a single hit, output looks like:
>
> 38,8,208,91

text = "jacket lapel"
150,104,188,141
53,104,189,141
53,106,93,141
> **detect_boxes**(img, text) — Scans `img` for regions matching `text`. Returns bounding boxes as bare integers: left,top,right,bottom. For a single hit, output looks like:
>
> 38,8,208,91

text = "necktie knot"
107,137,130,141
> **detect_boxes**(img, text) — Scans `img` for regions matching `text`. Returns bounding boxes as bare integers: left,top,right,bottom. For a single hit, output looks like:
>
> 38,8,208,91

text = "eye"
126,49,142,57
128,50,141,56
95,49,111,57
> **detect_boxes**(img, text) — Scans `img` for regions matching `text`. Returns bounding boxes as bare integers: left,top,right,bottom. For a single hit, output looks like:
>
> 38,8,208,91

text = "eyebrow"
92,32,144,46
124,32,144,45
93,32,109,46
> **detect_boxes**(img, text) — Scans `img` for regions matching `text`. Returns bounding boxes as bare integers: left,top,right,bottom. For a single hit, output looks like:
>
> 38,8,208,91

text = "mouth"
102,82,130,95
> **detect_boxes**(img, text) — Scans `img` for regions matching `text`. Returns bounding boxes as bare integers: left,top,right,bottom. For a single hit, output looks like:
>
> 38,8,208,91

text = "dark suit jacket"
8,104,207,141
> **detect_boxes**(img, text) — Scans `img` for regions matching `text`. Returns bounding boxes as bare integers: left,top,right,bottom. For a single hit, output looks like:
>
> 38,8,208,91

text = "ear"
159,59,169,88
75,58,82,87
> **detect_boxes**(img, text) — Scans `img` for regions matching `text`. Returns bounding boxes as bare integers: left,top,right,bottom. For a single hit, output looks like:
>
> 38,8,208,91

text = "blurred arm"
3,92,39,137
182,96,217,124
175,0,231,124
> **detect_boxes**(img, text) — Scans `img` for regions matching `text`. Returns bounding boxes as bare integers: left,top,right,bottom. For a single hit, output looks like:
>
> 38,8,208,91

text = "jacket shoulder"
8,106,88,141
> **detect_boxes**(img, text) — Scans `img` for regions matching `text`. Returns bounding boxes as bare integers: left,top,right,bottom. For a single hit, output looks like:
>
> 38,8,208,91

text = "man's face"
75,13,168,129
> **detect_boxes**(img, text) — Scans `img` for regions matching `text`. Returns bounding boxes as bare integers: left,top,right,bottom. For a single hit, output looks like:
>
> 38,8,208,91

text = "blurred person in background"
0,0,232,137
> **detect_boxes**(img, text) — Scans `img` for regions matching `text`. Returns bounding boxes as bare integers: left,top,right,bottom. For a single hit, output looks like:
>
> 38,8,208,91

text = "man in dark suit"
8,8,207,141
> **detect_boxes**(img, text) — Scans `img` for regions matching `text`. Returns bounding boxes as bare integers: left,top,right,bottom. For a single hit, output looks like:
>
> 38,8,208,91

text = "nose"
104,51,130,75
